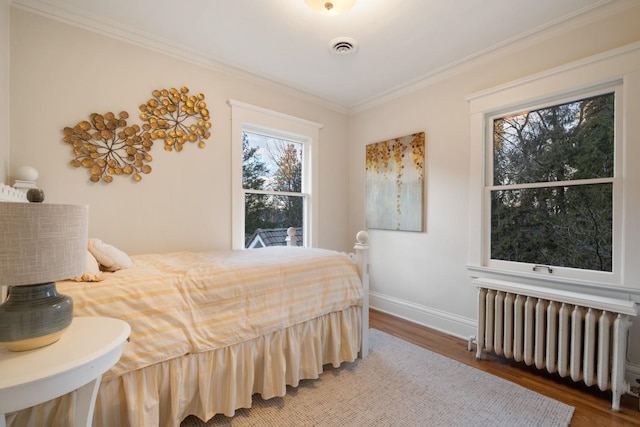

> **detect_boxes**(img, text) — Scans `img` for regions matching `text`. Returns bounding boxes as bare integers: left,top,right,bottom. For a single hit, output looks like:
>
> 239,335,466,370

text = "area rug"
182,329,574,427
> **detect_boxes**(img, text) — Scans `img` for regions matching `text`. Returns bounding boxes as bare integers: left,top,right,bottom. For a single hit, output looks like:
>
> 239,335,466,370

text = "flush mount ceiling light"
305,0,357,15
329,37,358,55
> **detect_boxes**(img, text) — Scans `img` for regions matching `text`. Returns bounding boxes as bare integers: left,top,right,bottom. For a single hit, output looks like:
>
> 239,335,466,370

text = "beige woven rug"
182,329,574,426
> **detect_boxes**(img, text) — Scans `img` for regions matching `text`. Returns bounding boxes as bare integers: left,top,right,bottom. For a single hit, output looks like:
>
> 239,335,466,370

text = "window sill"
466,264,640,299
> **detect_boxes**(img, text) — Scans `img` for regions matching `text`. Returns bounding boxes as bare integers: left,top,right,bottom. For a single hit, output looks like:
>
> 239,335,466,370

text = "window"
467,45,640,294
229,100,320,250
488,91,617,274
242,130,305,247
467,72,631,287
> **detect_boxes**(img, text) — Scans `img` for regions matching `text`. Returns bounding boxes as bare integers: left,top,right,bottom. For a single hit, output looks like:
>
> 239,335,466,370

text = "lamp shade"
0,202,88,351
0,203,88,286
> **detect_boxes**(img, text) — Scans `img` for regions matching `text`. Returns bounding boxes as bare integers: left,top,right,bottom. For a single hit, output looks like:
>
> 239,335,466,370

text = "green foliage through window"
490,92,614,271
242,132,304,247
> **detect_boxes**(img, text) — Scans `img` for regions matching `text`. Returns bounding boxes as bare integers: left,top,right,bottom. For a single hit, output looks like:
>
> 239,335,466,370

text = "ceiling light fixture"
305,0,357,15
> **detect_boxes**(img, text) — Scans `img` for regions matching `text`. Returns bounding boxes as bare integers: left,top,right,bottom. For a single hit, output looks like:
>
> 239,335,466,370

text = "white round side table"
0,316,130,427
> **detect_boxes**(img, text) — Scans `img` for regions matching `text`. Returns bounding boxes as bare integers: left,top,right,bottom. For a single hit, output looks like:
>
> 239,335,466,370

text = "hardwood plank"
369,308,640,426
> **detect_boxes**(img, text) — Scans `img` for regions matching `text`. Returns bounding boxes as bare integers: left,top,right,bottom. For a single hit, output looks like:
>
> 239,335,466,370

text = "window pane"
244,193,304,248
243,132,303,193
493,93,614,186
490,183,612,271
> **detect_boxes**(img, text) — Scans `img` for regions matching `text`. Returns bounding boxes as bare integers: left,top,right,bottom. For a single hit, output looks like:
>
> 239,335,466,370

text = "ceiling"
11,0,624,110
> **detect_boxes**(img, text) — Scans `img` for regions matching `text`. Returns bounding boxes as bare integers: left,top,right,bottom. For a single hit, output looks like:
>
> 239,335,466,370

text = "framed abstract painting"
366,132,425,231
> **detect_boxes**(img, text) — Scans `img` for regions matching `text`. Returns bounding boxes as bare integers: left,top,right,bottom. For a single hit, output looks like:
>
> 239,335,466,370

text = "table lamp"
0,202,88,351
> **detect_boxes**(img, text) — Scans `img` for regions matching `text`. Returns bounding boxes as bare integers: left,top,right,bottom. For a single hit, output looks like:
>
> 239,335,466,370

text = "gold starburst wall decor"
139,87,211,152
63,111,153,183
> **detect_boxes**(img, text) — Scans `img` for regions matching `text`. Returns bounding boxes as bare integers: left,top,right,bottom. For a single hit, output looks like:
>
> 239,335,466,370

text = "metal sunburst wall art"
63,86,211,183
63,111,154,183
139,87,211,152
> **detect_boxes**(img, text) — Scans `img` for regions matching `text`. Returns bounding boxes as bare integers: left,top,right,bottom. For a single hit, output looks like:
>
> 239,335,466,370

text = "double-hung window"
465,47,639,288
486,87,621,282
229,100,320,249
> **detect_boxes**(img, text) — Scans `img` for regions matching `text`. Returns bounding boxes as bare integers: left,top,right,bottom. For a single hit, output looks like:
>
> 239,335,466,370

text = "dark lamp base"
0,282,73,352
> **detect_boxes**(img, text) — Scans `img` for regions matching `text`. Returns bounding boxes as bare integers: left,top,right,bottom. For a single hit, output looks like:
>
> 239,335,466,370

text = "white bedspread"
57,246,364,380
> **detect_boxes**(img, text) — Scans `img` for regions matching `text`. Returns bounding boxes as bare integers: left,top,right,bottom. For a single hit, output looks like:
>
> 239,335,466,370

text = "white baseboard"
370,291,640,390
369,291,476,341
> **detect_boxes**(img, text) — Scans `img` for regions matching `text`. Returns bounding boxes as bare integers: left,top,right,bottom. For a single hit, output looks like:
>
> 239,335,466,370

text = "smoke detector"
329,37,358,55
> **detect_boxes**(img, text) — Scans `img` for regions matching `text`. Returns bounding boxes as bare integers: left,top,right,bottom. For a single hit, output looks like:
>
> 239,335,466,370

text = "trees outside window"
467,48,640,289
489,92,615,272
229,100,320,250
242,132,305,247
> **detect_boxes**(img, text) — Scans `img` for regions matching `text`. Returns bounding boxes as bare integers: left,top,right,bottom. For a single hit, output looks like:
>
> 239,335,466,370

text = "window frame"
466,43,640,293
228,100,321,250
242,125,310,244
483,85,622,284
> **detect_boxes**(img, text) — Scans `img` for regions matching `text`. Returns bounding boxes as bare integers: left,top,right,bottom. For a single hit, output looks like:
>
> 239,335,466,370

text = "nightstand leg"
74,375,102,427
1,412,6,427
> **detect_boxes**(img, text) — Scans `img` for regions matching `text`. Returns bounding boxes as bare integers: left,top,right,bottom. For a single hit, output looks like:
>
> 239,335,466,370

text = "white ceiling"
11,0,625,110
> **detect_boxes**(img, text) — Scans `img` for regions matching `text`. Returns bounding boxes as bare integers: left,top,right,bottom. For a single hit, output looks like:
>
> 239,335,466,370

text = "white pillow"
88,238,133,272
72,250,105,282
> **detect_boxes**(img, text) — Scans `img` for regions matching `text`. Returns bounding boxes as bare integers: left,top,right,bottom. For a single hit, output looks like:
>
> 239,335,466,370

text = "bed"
1,185,370,427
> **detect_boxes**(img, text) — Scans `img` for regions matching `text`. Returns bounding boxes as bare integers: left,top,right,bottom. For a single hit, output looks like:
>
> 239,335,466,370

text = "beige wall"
349,3,640,371
9,8,351,254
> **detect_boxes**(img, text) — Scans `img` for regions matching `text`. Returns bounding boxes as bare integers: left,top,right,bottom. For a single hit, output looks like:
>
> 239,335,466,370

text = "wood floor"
369,309,640,426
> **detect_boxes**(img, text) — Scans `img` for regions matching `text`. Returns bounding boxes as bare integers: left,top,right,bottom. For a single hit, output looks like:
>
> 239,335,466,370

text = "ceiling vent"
329,37,358,55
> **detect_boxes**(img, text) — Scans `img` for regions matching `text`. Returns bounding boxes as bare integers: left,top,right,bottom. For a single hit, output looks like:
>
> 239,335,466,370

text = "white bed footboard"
354,231,370,357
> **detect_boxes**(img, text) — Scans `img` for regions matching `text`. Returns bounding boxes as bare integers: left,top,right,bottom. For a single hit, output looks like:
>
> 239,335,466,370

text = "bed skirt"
6,306,362,427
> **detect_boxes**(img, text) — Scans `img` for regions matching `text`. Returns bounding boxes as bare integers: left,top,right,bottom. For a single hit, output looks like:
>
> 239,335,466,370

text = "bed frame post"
354,231,370,358
286,227,297,246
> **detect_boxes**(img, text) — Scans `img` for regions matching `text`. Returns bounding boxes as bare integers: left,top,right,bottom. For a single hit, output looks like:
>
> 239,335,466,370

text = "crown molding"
10,0,350,114
349,0,637,113
10,0,636,115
